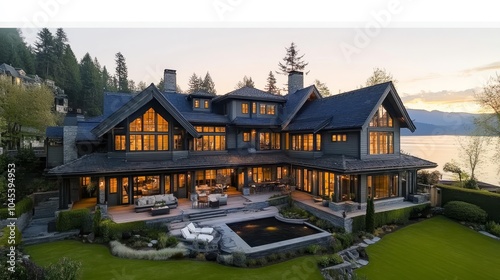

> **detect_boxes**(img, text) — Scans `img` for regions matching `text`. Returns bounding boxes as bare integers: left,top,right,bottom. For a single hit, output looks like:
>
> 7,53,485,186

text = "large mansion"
46,69,436,209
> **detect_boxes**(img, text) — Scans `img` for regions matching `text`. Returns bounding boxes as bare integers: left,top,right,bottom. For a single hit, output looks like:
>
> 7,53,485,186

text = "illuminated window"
192,127,226,151
204,100,209,109
114,135,126,150
266,105,276,115
157,115,168,132
130,117,142,131
80,177,90,186
290,134,319,151
130,135,142,151
331,134,347,142
143,108,155,131
109,178,117,193
252,102,257,114
143,135,155,150
370,105,393,127
367,174,398,199
369,132,394,154
259,132,280,150
243,132,250,142
158,135,169,150
194,99,200,108
241,103,249,114
316,134,321,150
259,104,266,114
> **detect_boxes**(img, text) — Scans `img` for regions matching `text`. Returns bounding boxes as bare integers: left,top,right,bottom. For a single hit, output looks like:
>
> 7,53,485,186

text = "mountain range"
402,109,491,136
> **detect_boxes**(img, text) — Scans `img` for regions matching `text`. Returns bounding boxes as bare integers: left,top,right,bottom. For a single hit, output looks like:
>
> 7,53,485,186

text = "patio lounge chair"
180,227,214,243
187,222,214,235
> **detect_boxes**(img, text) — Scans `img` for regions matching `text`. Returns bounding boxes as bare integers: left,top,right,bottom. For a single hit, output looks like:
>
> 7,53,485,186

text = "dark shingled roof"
231,117,281,127
188,91,216,98
283,117,331,132
76,122,100,142
213,87,286,103
281,86,320,129
288,82,390,131
0,63,20,78
182,112,229,124
47,150,436,176
103,92,134,117
46,126,63,138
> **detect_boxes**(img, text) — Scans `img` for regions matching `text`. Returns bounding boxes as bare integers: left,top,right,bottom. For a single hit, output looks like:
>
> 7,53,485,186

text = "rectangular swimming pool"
226,217,321,247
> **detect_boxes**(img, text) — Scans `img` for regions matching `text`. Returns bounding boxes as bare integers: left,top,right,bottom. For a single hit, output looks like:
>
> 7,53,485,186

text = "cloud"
460,61,500,76
401,88,479,104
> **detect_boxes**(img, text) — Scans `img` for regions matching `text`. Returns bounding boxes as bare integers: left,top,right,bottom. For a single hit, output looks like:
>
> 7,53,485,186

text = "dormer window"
370,105,393,127
241,103,249,114
194,99,200,108
204,100,209,109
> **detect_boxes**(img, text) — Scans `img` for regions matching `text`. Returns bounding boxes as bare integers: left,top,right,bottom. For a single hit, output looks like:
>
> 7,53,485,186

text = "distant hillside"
402,109,491,136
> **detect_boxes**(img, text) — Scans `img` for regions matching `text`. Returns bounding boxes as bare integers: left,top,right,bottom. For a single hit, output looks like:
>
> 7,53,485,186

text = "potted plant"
86,182,97,197
322,195,330,207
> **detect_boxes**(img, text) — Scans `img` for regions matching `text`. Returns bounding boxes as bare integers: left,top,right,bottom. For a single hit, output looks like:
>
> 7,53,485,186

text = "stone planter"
322,200,330,207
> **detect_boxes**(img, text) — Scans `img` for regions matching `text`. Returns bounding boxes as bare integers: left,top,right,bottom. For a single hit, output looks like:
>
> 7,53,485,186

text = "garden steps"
188,209,227,221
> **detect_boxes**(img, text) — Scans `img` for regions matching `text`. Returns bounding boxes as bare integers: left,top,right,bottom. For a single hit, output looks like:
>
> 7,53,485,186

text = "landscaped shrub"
365,197,375,234
352,204,430,233
110,240,187,260
100,219,146,241
334,232,354,250
231,251,247,267
279,205,309,219
317,253,344,268
45,257,81,280
216,254,233,266
439,184,500,222
0,226,21,248
56,208,90,232
444,201,487,224
485,221,500,237
93,206,102,236
0,197,34,220
306,244,321,254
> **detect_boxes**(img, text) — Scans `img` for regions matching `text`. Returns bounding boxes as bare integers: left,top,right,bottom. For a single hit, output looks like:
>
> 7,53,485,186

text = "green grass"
357,216,500,280
25,240,323,280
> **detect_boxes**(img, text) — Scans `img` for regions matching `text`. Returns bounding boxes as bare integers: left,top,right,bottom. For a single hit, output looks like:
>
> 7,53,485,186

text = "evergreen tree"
201,72,216,95
264,71,279,94
187,73,203,93
34,28,56,79
365,197,375,234
314,79,331,97
176,84,183,93
60,45,81,109
235,76,255,89
156,77,164,91
115,52,129,92
0,29,35,73
137,81,147,91
52,28,68,85
277,42,309,75
128,79,136,93
102,66,116,92
80,53,103,116
365,68,396,86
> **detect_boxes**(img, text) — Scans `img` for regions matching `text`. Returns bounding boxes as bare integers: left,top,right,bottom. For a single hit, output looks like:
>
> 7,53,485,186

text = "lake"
401,135,499,186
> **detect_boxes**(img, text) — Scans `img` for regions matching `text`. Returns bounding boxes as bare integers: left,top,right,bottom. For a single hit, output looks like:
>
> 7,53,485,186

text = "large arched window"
115,108,170,151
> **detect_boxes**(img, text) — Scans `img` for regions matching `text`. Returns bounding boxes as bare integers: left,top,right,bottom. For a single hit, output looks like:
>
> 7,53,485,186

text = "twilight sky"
6,1,500,114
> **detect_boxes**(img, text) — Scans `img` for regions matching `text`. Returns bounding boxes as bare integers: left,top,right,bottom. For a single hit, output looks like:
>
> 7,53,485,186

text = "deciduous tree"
314,79,331,97
365,68,396,86
443,161,465,182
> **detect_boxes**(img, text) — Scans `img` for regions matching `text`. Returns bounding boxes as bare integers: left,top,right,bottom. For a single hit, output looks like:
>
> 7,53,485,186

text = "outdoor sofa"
180,227,214,243
207,193,228,206
187,222,214,235
135,194,178,212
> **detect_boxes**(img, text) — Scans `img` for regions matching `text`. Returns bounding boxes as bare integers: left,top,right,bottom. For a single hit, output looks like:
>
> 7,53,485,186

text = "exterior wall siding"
322,131,360,158
47,145,64,168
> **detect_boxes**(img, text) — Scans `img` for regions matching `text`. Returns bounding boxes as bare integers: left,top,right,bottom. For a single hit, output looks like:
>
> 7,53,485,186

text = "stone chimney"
288,71,303,94
163,69,176,92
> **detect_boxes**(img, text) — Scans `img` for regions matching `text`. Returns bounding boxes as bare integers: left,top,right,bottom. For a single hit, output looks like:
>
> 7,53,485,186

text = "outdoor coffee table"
151,206,170,216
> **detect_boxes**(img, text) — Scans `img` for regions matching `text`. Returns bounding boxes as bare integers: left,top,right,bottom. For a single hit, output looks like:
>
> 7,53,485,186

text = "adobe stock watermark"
339,0,404,63
5,163,17,273
213,0,243,20
21,0,70,40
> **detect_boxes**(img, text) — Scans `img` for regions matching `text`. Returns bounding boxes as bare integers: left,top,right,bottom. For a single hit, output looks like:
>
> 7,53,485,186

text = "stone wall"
63,126,78,164
294,200,349,231
32,191,58,205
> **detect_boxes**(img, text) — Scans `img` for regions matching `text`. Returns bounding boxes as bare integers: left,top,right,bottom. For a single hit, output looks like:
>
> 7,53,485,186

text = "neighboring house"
46,69,436,209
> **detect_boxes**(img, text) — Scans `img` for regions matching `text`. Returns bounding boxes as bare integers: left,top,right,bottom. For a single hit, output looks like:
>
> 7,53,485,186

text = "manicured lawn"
25,240,323,280
357,216,500,280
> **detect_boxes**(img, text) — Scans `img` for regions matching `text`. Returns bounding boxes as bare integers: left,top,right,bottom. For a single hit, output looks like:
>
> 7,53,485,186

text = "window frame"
241,102,249,114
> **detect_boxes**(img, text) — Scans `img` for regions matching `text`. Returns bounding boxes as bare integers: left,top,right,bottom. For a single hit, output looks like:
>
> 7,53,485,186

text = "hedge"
443,201,487,224
438,184,500,222
352,203,430,233
56,208,91,232
0,197,34,219
100,219,146,241
0,226,22,248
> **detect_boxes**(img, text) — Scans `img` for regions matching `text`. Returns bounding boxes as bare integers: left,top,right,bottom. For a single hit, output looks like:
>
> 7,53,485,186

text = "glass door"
121,177,129,204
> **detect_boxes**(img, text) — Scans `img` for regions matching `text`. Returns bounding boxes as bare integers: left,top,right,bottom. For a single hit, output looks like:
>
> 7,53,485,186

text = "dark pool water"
227,217,321,247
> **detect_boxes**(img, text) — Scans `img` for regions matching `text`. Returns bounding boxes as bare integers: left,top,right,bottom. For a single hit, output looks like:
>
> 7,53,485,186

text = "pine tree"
365,197,375,234
102,66,116,92
115,52,129,92
34,28,56,79
235,76,255,89
0,29,35,73
314,79,331,97
264,71,279,94
156,77,164,91
277,42,309,75
201,72,216,95
187,73,203,93
80,53,103,116
60,45,81,109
